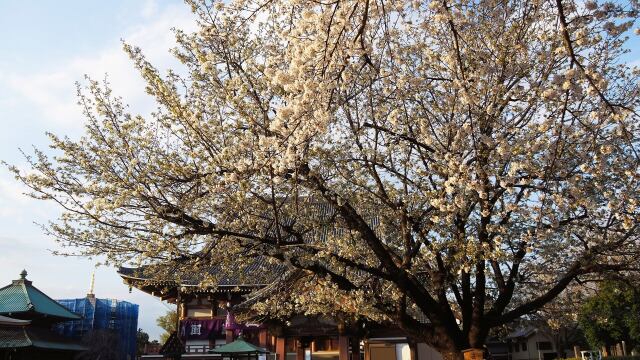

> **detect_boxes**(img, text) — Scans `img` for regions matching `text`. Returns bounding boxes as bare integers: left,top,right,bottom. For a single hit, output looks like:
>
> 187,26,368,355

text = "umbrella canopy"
209,336,268,355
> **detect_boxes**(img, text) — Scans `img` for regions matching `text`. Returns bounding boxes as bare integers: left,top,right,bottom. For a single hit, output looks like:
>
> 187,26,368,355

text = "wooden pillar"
226,329,234,344
176,292,182,334
363,341,371,360
339,335,350,360
296,339,305,360
259,329,268,348
351,337,361,360
276,337,286,360
409,342,418,360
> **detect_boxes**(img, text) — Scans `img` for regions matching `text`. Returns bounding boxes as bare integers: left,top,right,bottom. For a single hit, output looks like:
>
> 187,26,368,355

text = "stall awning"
209,336,268,354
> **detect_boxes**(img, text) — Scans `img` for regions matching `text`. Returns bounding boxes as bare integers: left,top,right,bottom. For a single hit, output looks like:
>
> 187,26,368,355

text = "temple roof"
117,201,377,298
506,327,537,339
0,270,81,321
0,315,30,327
118,261,288,302
117,202,361,292
0,325,87,351
118,259,285,288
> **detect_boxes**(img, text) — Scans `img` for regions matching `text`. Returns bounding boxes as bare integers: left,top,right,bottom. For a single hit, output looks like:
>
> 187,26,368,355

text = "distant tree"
156,310,178,344
75,329,120,360
136,328,150,355
578,281,640,353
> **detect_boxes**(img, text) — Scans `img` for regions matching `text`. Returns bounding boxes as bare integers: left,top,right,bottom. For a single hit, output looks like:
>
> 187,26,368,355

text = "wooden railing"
185,344,212,353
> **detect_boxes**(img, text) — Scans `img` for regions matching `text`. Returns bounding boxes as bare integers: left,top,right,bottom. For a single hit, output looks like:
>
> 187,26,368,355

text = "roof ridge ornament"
13,269,32,286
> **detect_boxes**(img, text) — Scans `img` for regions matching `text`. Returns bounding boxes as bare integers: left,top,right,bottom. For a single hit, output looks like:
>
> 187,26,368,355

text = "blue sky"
0,0,638,342
0,0,197,340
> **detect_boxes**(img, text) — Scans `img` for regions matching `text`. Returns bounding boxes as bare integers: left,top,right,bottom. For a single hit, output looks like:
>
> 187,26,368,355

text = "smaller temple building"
0,270,87,360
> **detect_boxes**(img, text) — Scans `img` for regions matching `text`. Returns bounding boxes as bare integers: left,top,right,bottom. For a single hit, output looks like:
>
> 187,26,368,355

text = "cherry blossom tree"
8,0,640,358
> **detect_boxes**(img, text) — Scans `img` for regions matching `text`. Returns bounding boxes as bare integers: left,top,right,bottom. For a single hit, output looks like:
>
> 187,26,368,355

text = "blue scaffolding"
55,297,139,360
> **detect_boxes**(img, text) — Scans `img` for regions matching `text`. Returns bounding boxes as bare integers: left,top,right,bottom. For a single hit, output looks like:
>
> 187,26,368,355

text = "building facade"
506,328,569,360
119,267,443,360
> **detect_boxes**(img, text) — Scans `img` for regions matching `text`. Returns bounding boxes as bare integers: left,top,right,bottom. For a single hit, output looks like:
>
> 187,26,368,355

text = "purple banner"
226,311,265,335
180,319,225,340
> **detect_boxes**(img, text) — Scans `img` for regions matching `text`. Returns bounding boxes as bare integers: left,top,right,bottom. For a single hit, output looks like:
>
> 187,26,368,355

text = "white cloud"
0,2,198,340
6,2,197,129
0,175,30,217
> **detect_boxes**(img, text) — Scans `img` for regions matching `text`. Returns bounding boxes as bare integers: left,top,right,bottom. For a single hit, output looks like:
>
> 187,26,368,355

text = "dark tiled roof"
117,200,390,299
0,327,30,348
0,272,81,321
506,327,537,339
118,259,287,288
0,325,87,351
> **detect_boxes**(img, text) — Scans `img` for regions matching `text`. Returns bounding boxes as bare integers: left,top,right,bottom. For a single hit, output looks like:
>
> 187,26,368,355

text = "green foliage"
578,281,640,351
136,328,150,355
156,309,178,344
77,330,121,360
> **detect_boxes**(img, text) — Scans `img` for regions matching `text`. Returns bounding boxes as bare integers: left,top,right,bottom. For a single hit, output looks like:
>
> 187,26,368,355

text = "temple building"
0,270,87,360
119,266,444,360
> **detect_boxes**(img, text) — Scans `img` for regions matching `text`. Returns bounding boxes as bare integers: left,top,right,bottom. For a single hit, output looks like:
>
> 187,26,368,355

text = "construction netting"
55,297,139,360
